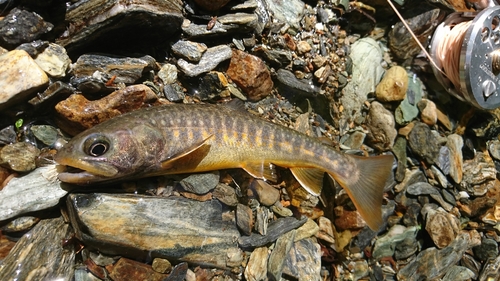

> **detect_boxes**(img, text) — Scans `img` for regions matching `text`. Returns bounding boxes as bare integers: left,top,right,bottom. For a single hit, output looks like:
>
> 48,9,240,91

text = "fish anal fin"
290,167,325,196
242,162,278,182
161,135,214,169
329,154,394,232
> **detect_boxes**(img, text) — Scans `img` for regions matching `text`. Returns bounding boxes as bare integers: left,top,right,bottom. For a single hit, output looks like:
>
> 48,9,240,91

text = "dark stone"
238,217,307,248
473,238,498,262
408,122,440,165
403,203,421,227
0,8,53,48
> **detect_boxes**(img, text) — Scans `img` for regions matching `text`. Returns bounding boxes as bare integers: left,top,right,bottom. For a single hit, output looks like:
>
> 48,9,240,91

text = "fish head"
54,123,165,185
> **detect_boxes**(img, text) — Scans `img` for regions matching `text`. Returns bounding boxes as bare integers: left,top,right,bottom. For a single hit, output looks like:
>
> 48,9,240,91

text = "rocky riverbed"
1,0,500,280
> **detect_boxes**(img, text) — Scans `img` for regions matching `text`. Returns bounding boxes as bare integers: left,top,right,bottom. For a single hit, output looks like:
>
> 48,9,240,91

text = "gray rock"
263,0,305,31
182,13,258,39
408,122,440,165
213,183,239,206
0,125,16,145
0,217,75,281
0,8,53,47
178,171,219,194
251,179,280,206
441,266,475,281
488,139,500,160
31,125,60,146
253,46,293,68
365,101,397,151
163,84,185,102
177,45,232,77
171,40,207,63
34,43,71,78
473,238,499,262
158,63,178,85
402,203,421,227
15,40,49,57
395,236,419,260
395,74,423,125
342,131,366,150
478,254,500,281
372,225,418,259
283,238,321,281
339,38,384,134
392,136,408,182
67,193,241,268
239,216,307,248
0,165,68,221
406,182,453,211
0,50,49,110
28,81,75,110
268,229,296,281
255,206,271,235
397,233,470,280
276,69,320,97
1,216,40,233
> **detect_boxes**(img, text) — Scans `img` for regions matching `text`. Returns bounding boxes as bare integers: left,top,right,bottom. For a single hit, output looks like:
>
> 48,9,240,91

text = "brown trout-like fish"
55,103,393,231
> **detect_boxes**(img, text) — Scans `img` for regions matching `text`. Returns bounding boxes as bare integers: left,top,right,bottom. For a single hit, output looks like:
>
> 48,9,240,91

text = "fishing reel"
429,1,500,109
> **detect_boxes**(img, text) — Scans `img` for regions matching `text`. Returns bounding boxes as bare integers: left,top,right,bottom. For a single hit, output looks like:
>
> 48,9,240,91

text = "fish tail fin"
328,154,394,231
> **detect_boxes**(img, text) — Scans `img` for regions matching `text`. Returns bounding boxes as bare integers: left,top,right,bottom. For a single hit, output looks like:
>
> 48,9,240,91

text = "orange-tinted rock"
227,50,273,102
108,258,168,281
55,84,160,135
334,208,367,230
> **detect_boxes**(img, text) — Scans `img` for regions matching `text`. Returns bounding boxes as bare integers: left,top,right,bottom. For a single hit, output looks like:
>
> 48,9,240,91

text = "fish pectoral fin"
328,154,394,232
242,162,278,182
290,167,325,196
161,135,214,169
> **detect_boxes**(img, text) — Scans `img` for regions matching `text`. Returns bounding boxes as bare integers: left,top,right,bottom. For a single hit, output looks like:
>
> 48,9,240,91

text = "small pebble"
375,65,408,102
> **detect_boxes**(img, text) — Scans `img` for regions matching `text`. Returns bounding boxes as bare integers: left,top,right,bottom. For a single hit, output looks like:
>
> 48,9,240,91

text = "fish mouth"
55,156,119,185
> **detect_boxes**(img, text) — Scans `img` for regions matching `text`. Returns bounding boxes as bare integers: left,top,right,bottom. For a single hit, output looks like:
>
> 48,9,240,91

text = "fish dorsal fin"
328,154,394,232
290,167,325,196
161,135,214,169
242,162,278,182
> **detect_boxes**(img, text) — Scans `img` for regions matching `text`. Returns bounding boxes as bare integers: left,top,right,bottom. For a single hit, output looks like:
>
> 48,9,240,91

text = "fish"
54,103,394,231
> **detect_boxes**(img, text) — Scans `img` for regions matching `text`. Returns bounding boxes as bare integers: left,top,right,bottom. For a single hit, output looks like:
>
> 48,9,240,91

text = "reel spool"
429,6,500,109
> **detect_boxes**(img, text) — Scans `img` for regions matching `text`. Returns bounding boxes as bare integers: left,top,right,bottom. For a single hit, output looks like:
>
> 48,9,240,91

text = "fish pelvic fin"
290,167,325,195
329,154,394,232
242,162,278,182
161,135,214,169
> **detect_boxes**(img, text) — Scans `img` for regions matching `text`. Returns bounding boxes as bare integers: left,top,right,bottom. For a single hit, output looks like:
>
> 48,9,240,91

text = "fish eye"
83,134,110,157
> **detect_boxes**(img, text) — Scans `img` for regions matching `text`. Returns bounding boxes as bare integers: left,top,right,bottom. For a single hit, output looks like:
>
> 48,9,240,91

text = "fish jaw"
55,155,120,184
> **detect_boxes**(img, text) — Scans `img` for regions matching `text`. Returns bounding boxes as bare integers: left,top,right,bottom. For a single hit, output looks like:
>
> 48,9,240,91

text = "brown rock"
244,247,268,281
152,258,172,274
418,98,438,126
283,33,296,51
109,258,168,281
227,49,273,101
375,66,408,102
0,142,40,172
334,209,367,230
365,101,397,151
55,84,159,135
237,203,254,235
316,216,335,243
296,40,312,54
251,179,280,206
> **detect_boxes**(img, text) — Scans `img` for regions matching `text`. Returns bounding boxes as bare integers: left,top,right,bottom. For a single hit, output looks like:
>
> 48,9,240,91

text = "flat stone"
0,8,53,47
158,63,178,85
109,258,168,281
460,152,496,196
236,203,254,236
295,218,319,241
213,183,239,206
171,40,207,63
57,0,183,56
178,171,219,194
276,68,320,97
397,233,470,280
268,229,296,281
55,84,159,135
282,238,321,281
424,205,460,248
34,43,71,78
408,122,440,165
446,134,464,184
334,209,367,230
375,66,408,102
244,247,268,281
227,49,273,101
0,50,49,110
365,101,397,151
263,0,305,30
0,217,75,280
372,225,418,259
407,182,453,211
182,13,258,39
441,265,475,281
316,216,335,244
395,73,423,125
177,45,232,77
0,142,40,172
67,193,241,268
251,179,280,206
239,216,307,248
28,81,75,111
0,165,67,221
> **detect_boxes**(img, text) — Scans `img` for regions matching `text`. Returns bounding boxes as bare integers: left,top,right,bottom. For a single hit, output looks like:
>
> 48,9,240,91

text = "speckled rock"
446,134,464,184
34,43,71,78
158,63,178,85
0,8,53,47
365,101,397,151
0,142,40,172
408,122,440,164
0,50,49,109
375,66,408,102
244,246,268,281
423,204,460,248
227,49,273,101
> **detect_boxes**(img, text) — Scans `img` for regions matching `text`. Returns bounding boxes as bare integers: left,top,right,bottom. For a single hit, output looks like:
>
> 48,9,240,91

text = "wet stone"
15,40,50,57
236,203,254,236
397,233,469,280
394,235,419,260
171,40,207,63
178,45,232,77
67,193,240,268
55,84,158,135
271,203,293,217
282,238,321,281
0,165,67,221
181,13,258,39
0,142,40,172
375,66,408,102
334,209,367,230
255,206,271,235
479,255,500,280
402,203,421,227
34,43,71,78
408,122,440,165
0,8,53,48
163,84,185,102
158,63,178,85
164,262,188,281
342,131,366,150
213,183,238,206
0,217,75,280
244,246,268,281
268,229,296,281
473,238,498,262
0,50,49,110
251,179,280,206
31,125,59,146
447,134,464,184
295,218,319,241
239,216,307,248
365,101,397,151
0,125,16,145
71,54,157,93
392,136,408,182
227,49,273,101
407,182,453,211
178,171,219,194
109,257,168,281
